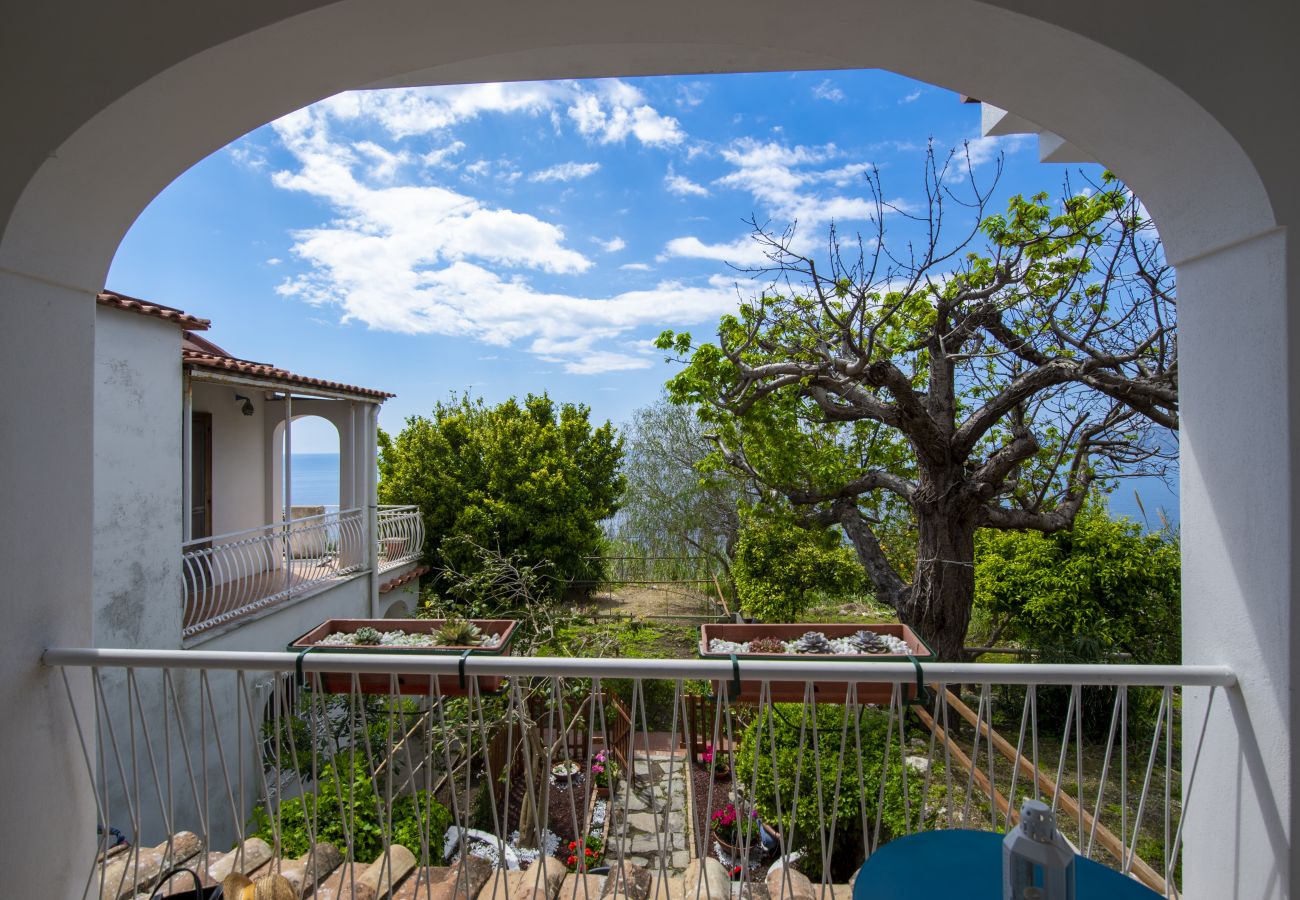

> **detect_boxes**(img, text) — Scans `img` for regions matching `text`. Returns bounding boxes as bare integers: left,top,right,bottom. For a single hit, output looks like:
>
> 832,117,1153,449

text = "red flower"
585,848,594,856
567,855,577,865
568,841,578,851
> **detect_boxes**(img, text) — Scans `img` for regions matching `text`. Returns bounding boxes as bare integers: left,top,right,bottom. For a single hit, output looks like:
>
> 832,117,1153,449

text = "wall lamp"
234,393,255,416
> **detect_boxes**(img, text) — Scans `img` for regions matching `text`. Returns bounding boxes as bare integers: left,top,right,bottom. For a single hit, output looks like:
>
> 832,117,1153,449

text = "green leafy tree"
615,394,751,575
659,149,1175,658
974,499,1180,664
732,514,865,621
378,393,624,596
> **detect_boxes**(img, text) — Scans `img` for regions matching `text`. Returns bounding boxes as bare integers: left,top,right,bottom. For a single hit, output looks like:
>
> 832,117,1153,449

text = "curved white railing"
181,508,366,639
377,504,424,572
45,649,1232,900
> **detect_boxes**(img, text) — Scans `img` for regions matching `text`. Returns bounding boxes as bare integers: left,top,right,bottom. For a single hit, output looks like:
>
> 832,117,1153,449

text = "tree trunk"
896,509,979,661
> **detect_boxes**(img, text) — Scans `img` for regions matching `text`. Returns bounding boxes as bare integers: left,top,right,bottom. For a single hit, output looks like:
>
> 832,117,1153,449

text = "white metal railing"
377,504,424,572
44,649,1232,900
181,508,366,639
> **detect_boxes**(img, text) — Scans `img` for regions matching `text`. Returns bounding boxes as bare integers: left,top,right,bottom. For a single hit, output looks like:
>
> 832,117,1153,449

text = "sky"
107,69,1178,525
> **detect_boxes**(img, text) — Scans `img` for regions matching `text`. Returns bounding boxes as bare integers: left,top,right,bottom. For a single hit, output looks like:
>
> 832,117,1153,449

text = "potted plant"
590,750,618,798
700,743,730,781
551,759,582,786
287,617,517,696
565,836,604,873
697,622,935,704
710,802,760,861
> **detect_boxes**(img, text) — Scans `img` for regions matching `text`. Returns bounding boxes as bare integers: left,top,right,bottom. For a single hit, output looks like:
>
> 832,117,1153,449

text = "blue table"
851,830,1162,899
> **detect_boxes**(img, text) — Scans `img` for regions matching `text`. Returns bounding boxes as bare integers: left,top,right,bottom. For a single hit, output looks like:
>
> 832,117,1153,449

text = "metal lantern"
1003,799,1076,900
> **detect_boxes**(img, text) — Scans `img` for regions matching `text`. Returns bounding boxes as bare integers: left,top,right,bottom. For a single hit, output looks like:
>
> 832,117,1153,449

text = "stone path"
605,753,692,875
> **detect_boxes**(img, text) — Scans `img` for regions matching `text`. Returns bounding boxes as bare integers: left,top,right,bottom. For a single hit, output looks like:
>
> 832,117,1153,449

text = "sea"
291,453,341,507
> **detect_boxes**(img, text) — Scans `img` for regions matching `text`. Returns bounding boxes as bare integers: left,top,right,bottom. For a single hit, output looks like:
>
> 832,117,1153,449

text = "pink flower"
592,764,605,774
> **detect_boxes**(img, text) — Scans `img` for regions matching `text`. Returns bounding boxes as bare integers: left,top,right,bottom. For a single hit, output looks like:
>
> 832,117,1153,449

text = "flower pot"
287,618,517,696
698,622,935,705
711,764,731,782
595,785,610,799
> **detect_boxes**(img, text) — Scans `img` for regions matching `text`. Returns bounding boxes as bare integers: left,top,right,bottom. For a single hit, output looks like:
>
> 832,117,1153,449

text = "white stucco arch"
2,3,1293,897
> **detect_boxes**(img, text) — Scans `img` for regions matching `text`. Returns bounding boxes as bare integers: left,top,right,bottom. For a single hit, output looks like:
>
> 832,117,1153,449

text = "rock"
559,873,606,900
678,858,730,899
670,851,691,869
309,862,359,900
100,830,203,900
277,841,343,895
600,861,653,900
427,855,494,900
391,867,454,900
208,837,274,884
766,866,816,900
353,844,418,900
629,835,663,854
903,755,931,775
481,857,567,900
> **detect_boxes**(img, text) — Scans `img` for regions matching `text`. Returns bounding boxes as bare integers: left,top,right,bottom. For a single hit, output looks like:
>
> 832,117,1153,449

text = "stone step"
480,857,567,900
558,873,606,900
309,862,363,900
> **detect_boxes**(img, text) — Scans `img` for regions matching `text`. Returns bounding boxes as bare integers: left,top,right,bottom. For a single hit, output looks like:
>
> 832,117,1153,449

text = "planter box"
698,623,934,705
287,618,517,696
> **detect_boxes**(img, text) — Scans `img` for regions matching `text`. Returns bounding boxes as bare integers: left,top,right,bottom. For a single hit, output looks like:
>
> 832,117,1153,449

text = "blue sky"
107,69,1178,525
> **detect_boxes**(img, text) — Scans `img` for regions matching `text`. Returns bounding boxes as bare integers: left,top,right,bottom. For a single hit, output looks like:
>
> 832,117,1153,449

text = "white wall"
2,3,1297,896
93,305,183,648
193,380,269,537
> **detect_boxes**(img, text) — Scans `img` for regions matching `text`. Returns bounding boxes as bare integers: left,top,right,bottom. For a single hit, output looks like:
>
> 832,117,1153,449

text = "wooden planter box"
698,622,934,705
288,618,517,696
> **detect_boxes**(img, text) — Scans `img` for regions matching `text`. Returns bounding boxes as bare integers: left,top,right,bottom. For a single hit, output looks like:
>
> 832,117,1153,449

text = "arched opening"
1,5,1290,897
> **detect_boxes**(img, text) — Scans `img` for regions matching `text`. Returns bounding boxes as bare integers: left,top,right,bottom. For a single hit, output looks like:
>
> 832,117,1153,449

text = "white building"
2,4,1297,897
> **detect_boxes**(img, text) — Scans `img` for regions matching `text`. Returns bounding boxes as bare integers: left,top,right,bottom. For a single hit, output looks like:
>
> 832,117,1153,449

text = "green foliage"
251,752,451,861
732,515,865,621
378,393,624,597
974,499,1180,664
735,704,940,881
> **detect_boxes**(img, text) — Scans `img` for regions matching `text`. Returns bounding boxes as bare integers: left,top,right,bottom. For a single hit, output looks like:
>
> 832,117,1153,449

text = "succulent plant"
793,631,834,654
353,626,382,645
850,629,891,654
436,618,485,647
747,636,787,655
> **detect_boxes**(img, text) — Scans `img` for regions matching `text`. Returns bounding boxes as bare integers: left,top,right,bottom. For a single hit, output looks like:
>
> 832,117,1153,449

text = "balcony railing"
44,649,1232,900
182,508,366,640
377,505,424,573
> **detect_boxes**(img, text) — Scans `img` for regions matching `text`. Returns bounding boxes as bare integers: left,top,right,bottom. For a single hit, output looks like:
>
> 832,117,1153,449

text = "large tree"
615,395,750,574
659,151,1176,659
378,393,624,596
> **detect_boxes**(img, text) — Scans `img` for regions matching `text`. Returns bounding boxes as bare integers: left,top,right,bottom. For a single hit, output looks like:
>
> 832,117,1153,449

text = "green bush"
378,393,624,596
732,516,865,622
974,499,1180,664
734,703,939,881
251,752,451,861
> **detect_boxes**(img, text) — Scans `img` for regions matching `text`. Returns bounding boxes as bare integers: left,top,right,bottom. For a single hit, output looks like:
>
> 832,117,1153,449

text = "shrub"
734,703,940,881
732,515,865,622
251,752,451,861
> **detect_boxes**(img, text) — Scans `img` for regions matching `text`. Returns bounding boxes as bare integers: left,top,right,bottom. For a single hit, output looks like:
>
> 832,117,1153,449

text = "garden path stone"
605,750,692,878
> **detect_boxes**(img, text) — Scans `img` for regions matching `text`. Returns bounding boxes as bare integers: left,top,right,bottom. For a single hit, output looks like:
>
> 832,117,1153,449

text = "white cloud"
266,99,732,373
676,81,709,109
354,141,410,181
900,89,923,104
958,135,1026,170
594,236,626,253
266,257,282,266
812,80,845,103
620,262,652,271
662,235,788,267
665,166,710,198
530,161,601,183
421,141,466,168
463,159,492,178
229,144,268,171
567,81,684,146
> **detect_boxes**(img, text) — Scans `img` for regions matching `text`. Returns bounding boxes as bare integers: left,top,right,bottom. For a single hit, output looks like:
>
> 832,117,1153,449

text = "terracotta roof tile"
183,347,395,400
380,566,429,594
97,290,211,330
